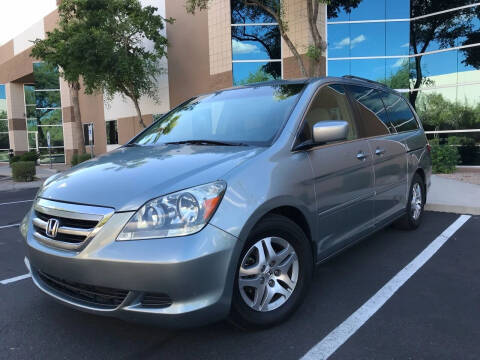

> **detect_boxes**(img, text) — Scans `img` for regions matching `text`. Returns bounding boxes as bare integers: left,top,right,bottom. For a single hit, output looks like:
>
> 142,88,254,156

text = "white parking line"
301,214,471,360
0,199,33,206
0,223,20,229
0,273,31,285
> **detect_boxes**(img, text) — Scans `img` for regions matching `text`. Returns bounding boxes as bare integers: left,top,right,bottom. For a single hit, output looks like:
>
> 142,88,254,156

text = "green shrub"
9,151,39,165
19,151,39,162
447,136,475,146
71,153,92,166
431,144,460,174
9,155,21,164
11,161,36,182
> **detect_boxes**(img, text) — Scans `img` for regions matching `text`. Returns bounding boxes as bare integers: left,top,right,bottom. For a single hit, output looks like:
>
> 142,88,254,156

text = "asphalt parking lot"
1,188,479,359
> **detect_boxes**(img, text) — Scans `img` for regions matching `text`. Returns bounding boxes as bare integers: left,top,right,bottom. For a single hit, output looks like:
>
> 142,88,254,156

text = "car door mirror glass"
312,120,349,144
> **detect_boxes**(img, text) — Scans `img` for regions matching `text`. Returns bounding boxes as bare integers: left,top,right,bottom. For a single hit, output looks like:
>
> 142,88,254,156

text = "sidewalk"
426,175,480,215
0,163,68,192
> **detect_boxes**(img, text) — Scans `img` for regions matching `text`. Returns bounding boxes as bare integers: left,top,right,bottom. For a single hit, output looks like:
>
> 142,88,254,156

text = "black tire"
394,173,425,230
229,214,313,330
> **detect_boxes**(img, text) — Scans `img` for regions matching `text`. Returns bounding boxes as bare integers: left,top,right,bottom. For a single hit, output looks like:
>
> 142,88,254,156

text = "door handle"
356,151,367,161
375,148,386,156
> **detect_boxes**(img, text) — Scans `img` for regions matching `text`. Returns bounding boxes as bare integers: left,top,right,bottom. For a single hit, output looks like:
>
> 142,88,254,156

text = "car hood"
38,144,263,211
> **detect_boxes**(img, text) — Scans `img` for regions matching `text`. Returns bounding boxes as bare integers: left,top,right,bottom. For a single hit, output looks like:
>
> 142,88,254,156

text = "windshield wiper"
164,140,249,146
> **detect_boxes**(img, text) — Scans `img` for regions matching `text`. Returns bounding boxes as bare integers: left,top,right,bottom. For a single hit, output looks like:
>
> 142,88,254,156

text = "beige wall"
165,0,212,107
5,83,28,154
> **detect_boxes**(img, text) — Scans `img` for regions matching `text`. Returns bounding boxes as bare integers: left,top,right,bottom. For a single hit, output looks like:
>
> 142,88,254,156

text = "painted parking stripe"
0,273,31,285
0,223,20,229
0,199,33,206
301,214,471,360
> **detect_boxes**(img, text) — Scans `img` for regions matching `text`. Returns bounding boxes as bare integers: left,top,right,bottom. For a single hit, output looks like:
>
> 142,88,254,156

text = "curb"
425,203,480,216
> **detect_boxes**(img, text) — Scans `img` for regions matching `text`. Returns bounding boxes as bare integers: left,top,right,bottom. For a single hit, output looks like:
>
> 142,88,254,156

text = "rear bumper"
25,211,239,327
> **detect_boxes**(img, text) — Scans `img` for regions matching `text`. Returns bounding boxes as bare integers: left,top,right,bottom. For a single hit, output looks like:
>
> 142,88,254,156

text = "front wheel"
230,214,313,329
395,173,425,230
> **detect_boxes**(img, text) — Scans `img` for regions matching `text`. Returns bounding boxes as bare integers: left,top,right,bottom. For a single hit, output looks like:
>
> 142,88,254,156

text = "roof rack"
342,75,390,89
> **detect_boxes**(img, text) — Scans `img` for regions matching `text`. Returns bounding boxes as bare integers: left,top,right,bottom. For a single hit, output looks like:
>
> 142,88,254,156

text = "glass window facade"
24,62,65,164
327,0,480,164
0,84,9,162
231,0,282,85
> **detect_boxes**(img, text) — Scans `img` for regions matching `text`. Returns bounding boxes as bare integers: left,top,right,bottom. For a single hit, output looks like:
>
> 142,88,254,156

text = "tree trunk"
132,97,146,128
281,30,308,77
70,82,85,154
409,55,423,109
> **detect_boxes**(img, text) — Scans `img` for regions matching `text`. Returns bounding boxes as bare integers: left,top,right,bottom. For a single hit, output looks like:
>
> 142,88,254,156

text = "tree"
31,0,173,134
187,0,360,77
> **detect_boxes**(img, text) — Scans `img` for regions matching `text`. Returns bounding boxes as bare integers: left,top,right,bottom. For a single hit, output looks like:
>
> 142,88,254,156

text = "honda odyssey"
21,76,431,329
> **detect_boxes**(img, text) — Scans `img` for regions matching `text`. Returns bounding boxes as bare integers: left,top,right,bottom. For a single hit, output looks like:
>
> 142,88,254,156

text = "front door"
299,84,375,255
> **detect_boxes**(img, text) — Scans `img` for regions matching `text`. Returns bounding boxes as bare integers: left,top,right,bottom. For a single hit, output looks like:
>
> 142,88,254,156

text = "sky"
0,0,57,46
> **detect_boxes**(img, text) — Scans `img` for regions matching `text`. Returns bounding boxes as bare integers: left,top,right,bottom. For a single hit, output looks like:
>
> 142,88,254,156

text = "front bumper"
25,210,239,327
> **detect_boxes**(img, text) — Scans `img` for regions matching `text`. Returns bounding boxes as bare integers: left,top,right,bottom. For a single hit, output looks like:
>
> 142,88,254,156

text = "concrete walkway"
0,164,68,191
426,175,480,215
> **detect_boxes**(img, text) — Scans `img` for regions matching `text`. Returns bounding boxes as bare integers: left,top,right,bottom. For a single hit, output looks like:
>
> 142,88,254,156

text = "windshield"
133,84,305,146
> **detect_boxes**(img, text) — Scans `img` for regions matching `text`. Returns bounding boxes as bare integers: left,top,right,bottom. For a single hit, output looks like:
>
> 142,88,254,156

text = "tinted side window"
347,85,390,138
300,84,357,142
380,92,419,132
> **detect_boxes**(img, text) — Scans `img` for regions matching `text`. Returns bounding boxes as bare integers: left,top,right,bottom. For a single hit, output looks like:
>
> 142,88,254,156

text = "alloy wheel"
238,237,299,312
411,182,423,220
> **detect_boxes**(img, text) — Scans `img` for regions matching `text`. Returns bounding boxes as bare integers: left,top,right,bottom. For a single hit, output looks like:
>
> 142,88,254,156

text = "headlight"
117,181,226,240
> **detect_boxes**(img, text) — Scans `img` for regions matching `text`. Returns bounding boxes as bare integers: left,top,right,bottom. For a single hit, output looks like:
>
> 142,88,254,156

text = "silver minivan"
22,76,431,329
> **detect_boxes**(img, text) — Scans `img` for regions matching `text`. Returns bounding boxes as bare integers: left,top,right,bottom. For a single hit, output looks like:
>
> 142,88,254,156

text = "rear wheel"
395,173,425,230
230,214,313,329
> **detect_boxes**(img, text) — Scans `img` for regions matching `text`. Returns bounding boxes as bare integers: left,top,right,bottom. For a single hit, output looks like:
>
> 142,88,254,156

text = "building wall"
165,0,211,107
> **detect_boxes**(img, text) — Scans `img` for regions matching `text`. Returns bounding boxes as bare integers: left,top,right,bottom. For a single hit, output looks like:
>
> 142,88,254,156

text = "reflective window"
380,91,418,132
327,24,350,58
386,21,409,56
0,84,9,159
386,0,409,19
350,59,386,83
24,85,35,105
385,58,409,89
300,84,356,143
231,0,277,24
232,26,280,60
39,148,65,164
232,61,281,86
37,126,64,148
33,63,60,89
350,23,385,57
134,85,305,146
328,60,349,77
28,64,65,163
409,51,457,89
326,2,350,22
37,109,62,126
106,120,118,145
347,85,390,137
349,0,385,21
83,123,94,146
35,90,61,108
231,1,281,85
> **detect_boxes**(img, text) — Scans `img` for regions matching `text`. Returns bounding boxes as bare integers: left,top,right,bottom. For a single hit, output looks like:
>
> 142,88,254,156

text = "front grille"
35,211,98,229
38,271,129,309
141,293,172,308
32,198,113,251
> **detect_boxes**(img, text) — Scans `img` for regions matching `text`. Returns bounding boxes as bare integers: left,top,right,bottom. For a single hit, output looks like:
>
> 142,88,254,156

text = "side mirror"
312,120,349,144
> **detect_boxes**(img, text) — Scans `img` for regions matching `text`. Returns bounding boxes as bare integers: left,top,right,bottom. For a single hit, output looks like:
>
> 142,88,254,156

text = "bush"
71,153,92,166
11,161,36,182
9,151,39,165
431,144,460,174
447,136,475,146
